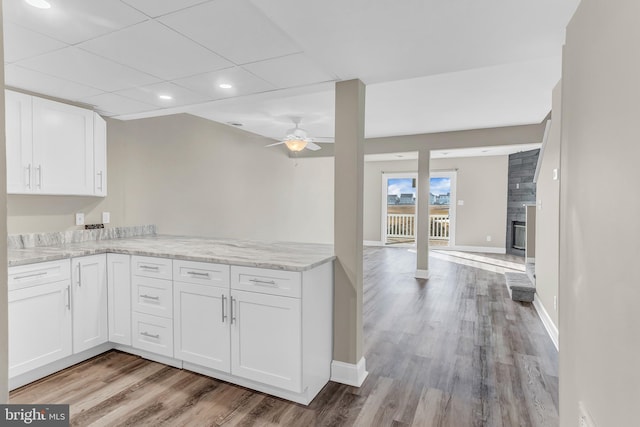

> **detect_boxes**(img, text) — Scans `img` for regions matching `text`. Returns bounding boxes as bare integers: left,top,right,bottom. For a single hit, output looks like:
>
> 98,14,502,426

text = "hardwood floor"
10,247,558,426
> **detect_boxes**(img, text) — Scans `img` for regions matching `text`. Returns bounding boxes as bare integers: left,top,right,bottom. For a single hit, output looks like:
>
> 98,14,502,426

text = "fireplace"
512,221,526,250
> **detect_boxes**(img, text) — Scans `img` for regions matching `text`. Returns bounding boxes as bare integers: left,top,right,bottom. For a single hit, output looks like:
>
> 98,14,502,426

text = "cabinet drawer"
173,260,229,287
132,312,173,358
131,256,172,280
231,266,301,298
132,276,173,319
9,260,71,291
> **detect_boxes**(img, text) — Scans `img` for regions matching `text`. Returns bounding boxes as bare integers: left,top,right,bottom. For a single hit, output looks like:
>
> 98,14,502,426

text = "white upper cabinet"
5,90,107,196
6,91,33,193
94,113,107,197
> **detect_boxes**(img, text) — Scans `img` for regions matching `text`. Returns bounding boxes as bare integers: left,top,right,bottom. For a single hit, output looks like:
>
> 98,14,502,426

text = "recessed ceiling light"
227,122,243,127
481,150,489,153
219,83,233,89
158,94,173,100
25,0,51,9
395,154,404,158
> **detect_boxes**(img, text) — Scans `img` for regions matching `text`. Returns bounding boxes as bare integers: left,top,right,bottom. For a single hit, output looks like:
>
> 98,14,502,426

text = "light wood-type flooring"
10,247,558,426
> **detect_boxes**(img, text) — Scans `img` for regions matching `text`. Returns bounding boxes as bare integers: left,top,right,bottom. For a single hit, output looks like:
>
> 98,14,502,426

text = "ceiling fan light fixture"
284,139,308,152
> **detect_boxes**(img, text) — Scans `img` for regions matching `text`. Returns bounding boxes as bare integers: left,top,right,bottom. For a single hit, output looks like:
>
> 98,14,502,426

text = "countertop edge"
8,246,336,272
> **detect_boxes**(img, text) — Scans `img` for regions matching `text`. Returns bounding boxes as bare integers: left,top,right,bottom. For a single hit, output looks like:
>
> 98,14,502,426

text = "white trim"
415,269,430,279
363,240,385,247
533,119,551,184
533,296,559,351
433,245,506,254
330,357,368,387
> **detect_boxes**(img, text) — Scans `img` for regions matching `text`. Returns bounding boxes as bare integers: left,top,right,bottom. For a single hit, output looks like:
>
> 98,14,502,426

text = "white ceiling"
3,0,580,142
365,143,543,162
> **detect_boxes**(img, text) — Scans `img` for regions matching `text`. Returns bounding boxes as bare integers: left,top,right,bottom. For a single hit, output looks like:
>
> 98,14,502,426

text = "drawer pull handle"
141,294,160,301
249,278,277,286
140,265,160,271
187,271,210,278
14,271,48,280
141,331,160,339
221,294,227,323
65,285,71,310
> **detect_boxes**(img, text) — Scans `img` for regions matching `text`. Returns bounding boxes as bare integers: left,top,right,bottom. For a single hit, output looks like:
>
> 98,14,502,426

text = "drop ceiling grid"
4,0,334,117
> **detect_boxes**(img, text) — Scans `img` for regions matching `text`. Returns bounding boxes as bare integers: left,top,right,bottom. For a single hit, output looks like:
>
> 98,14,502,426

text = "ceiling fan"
265,118,322,152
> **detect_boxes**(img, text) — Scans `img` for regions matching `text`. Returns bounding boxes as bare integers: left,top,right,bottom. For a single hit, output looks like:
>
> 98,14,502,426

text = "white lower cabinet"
107,254,131,345
8,280,72,377
174,282,230,372
72,255,108,354
132,312,174,358
230,289,302,392
131,256,173,358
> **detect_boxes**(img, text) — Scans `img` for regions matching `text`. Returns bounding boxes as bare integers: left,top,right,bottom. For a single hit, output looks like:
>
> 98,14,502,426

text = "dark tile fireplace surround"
506,149,539,256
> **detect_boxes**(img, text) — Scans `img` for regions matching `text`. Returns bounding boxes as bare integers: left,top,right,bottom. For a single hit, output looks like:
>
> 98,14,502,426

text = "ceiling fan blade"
264,141,285,148
305,141,322,151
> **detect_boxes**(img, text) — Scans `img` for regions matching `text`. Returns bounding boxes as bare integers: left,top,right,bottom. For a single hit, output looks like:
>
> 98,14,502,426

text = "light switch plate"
553,168,559,180
457,200,464,206
102,212,110,224
75,213,85,226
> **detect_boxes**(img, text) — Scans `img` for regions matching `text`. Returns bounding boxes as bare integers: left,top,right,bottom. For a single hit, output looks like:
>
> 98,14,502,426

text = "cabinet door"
5,90,33,194
72,255,108,353
107,254,131,345
231,290,301,392
93,113,107,197
174,282,230,372
8,281,72,377
32,97,94,195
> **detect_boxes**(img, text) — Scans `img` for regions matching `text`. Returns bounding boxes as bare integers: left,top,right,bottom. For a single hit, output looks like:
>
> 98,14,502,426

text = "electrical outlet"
553,168,559,181
486,235,492,242
102,212,110,224
75,213,85,226
457,200,464,206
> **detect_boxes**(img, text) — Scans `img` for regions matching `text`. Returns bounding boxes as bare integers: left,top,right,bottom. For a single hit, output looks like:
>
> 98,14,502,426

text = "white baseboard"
363,240,385,247
526,257,535,264
415,269,430,279
533,296,559,351
434,245,506,254
330,357,368,387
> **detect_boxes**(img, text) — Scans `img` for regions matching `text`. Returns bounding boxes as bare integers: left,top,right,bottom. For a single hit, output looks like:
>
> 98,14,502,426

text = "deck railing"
429,215,450,240
386,214,450,240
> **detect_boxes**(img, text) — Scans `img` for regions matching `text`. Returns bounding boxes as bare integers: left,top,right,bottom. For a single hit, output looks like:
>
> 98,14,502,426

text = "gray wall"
506,149,539,256
534,82,561,333
8,114,335,244
560,0,640,425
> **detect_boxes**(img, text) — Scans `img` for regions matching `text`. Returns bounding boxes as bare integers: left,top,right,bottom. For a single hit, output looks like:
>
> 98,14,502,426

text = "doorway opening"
382,171,456,247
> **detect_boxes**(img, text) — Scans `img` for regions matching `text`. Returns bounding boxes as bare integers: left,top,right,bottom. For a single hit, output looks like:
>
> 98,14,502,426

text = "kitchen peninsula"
8,227,335,405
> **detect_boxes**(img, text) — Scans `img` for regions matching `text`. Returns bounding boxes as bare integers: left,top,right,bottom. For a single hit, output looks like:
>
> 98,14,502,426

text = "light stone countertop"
8,235,335,271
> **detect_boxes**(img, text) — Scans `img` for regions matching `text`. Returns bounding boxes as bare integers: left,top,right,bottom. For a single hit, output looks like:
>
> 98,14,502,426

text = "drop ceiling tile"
3,0,148,45
174,67,275,100
243,53,335,89
115,82,211,108
80,92,156,116
5,64,103,100
160,0,301,65
17,47,160,92
3,22,68,63
79,21,231,80
121,0,211,18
